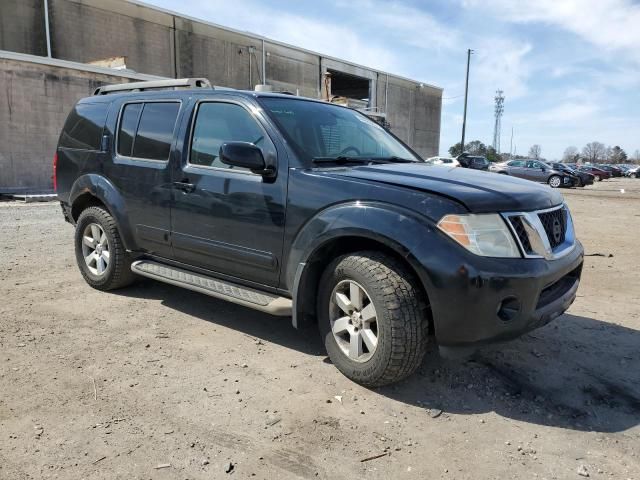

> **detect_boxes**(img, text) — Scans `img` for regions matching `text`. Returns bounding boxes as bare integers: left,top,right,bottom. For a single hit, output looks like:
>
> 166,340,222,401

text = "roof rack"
93,78,212,95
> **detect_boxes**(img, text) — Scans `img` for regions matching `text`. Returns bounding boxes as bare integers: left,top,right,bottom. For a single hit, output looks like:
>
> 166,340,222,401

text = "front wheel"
548,175,562,188
318,251,429,387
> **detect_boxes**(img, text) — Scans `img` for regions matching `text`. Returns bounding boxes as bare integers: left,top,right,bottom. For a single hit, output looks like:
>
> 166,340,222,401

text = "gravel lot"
1,178,639,479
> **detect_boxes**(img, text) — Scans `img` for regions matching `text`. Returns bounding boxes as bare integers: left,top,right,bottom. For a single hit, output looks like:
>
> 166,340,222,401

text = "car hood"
321,163,564,213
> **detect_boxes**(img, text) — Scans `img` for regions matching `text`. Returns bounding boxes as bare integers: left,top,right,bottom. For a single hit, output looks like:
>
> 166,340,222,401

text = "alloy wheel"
329,280,378,362
549,176,561,188
81,223,110,276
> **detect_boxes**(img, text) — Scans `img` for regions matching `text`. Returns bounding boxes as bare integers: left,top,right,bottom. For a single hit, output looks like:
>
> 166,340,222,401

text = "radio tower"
492,90,504,153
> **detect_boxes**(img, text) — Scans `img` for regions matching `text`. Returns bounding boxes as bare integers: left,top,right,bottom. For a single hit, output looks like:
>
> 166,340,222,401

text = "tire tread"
75,206,136,291
321,251,429,386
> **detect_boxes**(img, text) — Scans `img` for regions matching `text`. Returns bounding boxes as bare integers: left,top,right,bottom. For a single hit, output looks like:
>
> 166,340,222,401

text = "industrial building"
0,0,442,192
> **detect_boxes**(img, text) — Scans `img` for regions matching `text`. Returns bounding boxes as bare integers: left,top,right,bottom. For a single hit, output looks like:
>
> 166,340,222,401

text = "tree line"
449,140,640,164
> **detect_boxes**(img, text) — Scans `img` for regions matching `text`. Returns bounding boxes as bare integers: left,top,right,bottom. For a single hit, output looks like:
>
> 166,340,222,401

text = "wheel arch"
69,174,136,251
287,202,437,330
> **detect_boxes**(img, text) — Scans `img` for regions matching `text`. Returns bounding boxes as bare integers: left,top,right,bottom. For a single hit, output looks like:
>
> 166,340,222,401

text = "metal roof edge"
0,50,166,80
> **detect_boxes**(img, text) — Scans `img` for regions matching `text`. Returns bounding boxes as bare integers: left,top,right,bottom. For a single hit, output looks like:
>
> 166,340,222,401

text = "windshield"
259,97,421,165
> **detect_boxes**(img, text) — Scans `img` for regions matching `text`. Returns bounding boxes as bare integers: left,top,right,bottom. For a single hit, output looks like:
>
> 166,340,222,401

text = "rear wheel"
548,175,562,188
74,206,136,290
594,175,601,181
318,251,429,387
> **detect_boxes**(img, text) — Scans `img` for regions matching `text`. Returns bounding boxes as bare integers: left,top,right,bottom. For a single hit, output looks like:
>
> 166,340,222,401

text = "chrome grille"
538,208,567,249
508,216,533,254
502,205,575,260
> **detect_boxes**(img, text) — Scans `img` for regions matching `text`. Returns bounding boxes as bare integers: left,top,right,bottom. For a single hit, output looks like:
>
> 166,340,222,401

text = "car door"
104,99,183,257
523,161,542,181
506,160,525,177
169,98,287,287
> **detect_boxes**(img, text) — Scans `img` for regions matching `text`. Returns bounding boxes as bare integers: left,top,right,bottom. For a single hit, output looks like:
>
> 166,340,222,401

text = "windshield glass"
258,97,421,165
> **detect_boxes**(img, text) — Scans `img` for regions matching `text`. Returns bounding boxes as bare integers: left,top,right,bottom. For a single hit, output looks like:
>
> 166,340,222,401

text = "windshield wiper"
373,156,417,163
312,156,416,165
312,156,371,164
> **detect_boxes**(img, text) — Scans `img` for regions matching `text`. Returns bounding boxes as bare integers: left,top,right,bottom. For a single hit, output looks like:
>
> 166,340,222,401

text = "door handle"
173,180,195,193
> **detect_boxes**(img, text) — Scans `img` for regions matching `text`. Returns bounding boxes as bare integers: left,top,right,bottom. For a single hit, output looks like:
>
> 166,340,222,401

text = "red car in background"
577,165,611,181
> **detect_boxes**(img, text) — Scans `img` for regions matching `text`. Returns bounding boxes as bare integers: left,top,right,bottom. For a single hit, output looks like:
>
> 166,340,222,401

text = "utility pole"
509,126,514,158
492,90,504,153
460,48,473,153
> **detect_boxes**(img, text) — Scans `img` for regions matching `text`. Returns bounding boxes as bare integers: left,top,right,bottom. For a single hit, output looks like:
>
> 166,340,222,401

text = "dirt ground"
1,178,639,480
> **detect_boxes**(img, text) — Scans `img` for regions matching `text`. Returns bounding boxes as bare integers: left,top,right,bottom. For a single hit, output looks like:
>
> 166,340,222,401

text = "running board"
131,260,291,316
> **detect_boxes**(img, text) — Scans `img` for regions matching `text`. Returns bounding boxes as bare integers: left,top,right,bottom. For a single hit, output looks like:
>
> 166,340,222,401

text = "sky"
142,0,640,160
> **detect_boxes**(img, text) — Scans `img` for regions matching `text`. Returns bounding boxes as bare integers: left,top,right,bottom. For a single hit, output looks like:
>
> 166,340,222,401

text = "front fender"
286,201,443,327
69,174,136,251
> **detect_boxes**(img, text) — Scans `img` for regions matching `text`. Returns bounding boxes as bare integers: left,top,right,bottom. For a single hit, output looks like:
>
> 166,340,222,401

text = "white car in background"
426,156,460,167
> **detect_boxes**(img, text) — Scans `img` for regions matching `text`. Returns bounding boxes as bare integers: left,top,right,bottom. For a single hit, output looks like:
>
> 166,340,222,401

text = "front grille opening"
538,208,567,249
536,265,581,309
508,216,533,254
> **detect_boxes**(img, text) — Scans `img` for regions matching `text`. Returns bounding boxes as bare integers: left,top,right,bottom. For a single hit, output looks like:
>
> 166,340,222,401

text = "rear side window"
117,102,180,161
117,103,142,157
59,103,109,150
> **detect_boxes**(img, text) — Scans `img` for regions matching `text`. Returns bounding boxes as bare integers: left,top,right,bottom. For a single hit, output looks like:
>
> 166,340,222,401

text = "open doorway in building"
325,69,370,107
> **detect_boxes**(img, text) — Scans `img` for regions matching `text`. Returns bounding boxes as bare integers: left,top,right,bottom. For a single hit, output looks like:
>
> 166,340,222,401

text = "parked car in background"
549,163,593,187
426,156,460,167
457,154,490,170
577,165,610,181
625,165,639,178
490,159,576,188
597,165,623,177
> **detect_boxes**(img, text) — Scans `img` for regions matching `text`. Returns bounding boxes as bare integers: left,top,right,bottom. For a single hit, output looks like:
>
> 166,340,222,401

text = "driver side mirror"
219,142,273,176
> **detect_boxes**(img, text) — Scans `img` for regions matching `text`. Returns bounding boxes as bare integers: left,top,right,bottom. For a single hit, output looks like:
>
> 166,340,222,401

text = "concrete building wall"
48,0,175,77
0,0,47,56
0,55,159,192
0,0,442,191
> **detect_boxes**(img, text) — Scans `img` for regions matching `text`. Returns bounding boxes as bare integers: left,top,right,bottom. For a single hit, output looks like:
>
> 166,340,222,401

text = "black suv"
55,79,584,386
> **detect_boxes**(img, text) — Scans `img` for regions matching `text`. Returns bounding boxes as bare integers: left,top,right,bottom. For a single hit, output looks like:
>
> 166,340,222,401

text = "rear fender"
69,174,136,251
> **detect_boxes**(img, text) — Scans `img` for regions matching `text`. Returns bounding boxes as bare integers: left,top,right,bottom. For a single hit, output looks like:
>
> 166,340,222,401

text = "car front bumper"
420,237,584,348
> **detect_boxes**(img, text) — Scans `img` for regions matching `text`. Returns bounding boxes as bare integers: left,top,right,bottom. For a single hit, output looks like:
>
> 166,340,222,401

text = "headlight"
437,214,521,258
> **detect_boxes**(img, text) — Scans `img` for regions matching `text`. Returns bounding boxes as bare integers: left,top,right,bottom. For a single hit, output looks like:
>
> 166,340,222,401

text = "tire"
548,175,562,188
594,175,601,182
575,178,583,187
74,206,136,291
317,251,429,387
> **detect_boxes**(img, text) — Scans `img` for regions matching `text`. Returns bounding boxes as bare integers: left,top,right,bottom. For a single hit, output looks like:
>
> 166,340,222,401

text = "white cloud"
473,40,533,102
463,0,640,63
335,0,460,52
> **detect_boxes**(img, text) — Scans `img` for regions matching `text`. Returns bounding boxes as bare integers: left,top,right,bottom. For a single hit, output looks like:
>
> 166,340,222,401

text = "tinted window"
59,103,109,150
190,102,265,169
117,103,143,157
508,160,525,167
131,102,180,161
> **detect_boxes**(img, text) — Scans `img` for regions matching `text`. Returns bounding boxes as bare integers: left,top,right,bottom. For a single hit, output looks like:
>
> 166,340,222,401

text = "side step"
131,260,291,316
